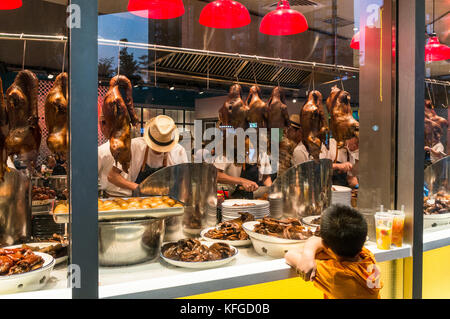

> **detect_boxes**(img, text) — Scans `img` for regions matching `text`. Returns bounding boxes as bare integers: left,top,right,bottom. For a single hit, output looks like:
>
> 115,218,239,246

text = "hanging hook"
154,44,157,87
61,39,67,74
338,66,345,91
117,40,121,76
431,82,436,107
444,84,449,108
21,33,27,70
426,82,432,103
233,53,240,83
206,50,210,90
312,62,316,91
251,55,258,85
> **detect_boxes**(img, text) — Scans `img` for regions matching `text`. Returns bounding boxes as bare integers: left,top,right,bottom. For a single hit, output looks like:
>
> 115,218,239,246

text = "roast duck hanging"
0,76,8,181
300,90,329,161
45,73,68,155
326,86,359,149
101,75,139,174
219,84,248,129
246,85,268,129
424,99,447,148
267,86,290,131
4,70,41,171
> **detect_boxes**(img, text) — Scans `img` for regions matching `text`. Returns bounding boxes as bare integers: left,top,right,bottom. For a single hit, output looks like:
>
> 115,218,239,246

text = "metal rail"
1,32,448,86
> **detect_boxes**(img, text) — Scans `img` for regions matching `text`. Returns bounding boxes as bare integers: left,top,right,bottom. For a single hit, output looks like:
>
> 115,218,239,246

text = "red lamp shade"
199,0,250,29
350,31,360,50
425,35,450,62
259,0,308,36
127,0,185,19
0,0,22,10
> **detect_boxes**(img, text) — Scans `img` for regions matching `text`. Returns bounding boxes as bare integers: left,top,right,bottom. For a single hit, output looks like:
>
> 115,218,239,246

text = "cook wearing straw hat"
106,115,188,196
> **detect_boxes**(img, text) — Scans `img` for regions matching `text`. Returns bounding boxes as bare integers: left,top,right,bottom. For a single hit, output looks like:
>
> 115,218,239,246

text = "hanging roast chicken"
101,75,139,174
219,84,248,129
425,99,447,130
5,70,41,167
45,72,68,155
0,76,8,181
326,86,359,149
267,86,290,131
424,99,447,148
246,85,268,129
300,90,329,161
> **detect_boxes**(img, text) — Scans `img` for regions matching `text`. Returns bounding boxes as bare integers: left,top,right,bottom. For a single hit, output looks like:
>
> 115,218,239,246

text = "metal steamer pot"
98,217,165,267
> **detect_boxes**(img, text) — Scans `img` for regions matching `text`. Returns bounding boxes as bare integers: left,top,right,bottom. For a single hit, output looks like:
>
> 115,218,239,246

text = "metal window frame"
63,0,427,299
69,0,99,299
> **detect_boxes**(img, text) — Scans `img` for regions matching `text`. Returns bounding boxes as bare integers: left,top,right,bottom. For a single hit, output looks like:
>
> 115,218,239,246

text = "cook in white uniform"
100,115,188,197
214,134,273,197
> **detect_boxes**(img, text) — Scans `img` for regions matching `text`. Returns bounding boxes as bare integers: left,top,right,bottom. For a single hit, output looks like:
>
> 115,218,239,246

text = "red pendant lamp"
199,0,250,29
127,0,185,19
350,31,360,50
0,0,22,10
425,34,450,62
260,0,308,36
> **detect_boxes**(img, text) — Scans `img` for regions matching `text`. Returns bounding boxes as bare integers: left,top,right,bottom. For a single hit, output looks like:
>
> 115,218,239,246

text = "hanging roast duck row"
0,70,69,180
218,84,360,161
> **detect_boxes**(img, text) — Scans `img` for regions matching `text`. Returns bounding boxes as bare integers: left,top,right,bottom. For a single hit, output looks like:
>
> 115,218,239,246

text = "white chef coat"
291,142,329,166
98,141,131,197
214,152,274,192
328,138,350,163
430,142,445,163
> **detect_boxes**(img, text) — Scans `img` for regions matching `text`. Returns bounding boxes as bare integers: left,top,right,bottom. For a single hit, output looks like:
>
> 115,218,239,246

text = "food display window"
0,0,448,300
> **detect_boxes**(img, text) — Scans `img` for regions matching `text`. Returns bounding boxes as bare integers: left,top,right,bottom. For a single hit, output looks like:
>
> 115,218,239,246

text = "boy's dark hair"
320,204,368,258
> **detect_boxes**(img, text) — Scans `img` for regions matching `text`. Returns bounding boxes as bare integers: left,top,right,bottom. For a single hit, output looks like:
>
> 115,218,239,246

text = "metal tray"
51,197,185,224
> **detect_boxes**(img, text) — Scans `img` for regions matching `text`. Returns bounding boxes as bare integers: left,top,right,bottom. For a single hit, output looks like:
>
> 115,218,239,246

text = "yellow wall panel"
423,245,450,299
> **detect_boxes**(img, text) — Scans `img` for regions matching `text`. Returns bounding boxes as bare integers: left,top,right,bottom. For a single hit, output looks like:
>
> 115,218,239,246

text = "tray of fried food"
201,213,254,246
97,196,184,221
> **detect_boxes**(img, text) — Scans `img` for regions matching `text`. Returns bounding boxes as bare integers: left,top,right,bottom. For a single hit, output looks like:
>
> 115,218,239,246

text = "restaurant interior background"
0,0,449,299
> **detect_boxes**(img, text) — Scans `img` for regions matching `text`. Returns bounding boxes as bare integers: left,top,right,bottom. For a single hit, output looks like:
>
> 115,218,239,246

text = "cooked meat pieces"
246,85,268,129
162,239,234,262
424,193,449,215
205,213,254,240
254,217,314,240
219,84,248,129
0,248,44,276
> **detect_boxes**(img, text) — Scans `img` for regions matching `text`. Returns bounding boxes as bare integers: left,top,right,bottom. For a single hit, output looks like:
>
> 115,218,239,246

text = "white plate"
160,241,238,269
301,215,321,227
242,221,311,258
222,199,269,208
200,227,252,247
0,252,55,295
6,243,68,265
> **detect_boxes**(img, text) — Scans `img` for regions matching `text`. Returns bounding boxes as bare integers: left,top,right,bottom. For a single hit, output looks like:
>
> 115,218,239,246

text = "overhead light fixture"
350,31,360,50
199,0,251,29
199,91,204,95
127,0,185,19
0,0,22,10
425,34,450,62
170,86,175,90
292,99,297,103
47,74,54,80
259,0,308,36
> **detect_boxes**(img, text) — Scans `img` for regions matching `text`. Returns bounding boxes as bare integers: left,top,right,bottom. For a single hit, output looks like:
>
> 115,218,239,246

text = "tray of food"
160,239,238,269
424,192,450,228
243,217,319,258
201,212,254,246
52,196,185,223
0,247,55,295
301,215,322,227
32,185,56,206
7,242,68,265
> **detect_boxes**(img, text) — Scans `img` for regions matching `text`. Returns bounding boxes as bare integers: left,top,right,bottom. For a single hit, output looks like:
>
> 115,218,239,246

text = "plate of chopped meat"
160,239,238,269
201,213,253,246
0,248,55,295
243,217,318,258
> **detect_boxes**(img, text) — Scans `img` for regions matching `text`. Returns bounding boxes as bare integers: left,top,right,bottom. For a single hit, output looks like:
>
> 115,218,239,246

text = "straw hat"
289,114,301,129
143,115,179,153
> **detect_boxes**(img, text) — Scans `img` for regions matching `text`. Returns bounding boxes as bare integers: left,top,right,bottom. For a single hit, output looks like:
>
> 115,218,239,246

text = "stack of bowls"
331,185,352,207
221,199,270,221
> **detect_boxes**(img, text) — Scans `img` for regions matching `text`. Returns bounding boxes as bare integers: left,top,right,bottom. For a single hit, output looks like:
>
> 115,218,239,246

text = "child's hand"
285,251,317,282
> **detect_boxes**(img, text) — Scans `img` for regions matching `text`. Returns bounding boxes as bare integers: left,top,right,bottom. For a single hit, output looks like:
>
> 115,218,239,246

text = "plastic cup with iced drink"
388,210,405,247
375,212,394,250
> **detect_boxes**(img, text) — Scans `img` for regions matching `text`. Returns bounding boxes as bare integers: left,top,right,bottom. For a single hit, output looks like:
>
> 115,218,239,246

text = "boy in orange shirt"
285,204,383,299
